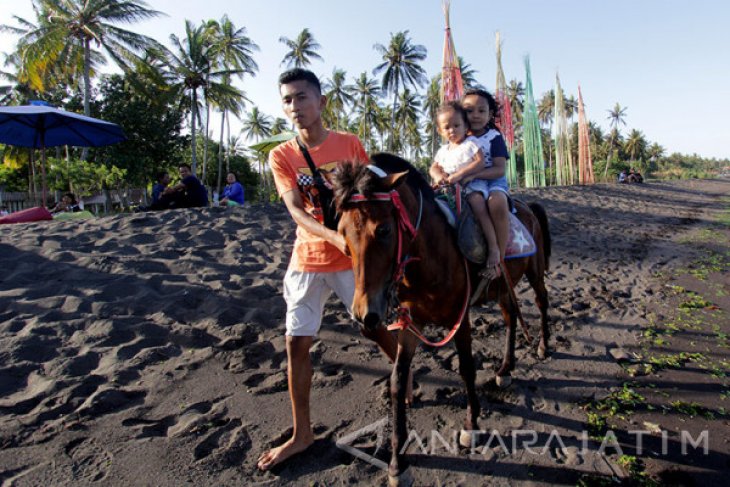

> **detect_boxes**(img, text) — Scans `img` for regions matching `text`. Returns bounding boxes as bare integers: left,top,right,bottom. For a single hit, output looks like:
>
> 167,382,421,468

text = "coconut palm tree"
1,10,97,96
9,1,161,115
279,28,323,68
422,76,441,158
208,15,258,194
241,106,272,193
352,72,380,151
537,90,555,129
605,102,627,177
624,129,647,163
323,68,354,131
507,78,525,125
395,88,421,158
373,30,427,147
457,56,479,89
270,117,289,135
163,20,244,175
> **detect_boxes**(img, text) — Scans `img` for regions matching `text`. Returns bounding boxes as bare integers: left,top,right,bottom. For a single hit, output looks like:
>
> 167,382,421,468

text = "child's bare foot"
479,252,502,280
257,434,314,471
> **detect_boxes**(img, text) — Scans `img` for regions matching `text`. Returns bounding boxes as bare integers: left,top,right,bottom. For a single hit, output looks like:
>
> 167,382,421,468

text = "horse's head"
330,155,418,332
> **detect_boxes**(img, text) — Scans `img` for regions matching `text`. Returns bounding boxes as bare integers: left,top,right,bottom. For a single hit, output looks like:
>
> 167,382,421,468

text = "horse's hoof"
459,429,476,448
538,346,548,360
388,467,414,487
495,375,512,388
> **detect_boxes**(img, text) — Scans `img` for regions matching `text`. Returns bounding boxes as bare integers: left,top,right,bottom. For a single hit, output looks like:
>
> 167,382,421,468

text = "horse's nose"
362,312,381,330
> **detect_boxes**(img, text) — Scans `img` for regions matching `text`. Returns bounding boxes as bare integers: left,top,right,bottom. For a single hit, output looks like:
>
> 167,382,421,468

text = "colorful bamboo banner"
553,74,574,185
522,57,545,188
577,84,595,184
494,31,518,188
440,0,463,102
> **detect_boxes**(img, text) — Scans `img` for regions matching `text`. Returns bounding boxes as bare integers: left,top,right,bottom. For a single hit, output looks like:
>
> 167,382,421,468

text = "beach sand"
0,179,728,486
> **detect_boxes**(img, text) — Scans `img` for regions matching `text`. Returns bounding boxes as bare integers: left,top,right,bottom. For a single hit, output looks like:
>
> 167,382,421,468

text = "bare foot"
479,252,502,280
257,435,314,471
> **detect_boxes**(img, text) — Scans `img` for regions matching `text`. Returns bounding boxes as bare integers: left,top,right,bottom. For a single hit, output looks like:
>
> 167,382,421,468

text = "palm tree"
1,10,94,96
241,106,272,193
605,102,627,177
270,117,289,135
323,68,354,131
537,90,555,129
352,72,380,151
10,1,160,115
457,56,479,89
507,78,525,125
373,30,427,147
624,129,647,163
164,20,244,175
208,15,258,194
395,88,421,158
279,28,323,68
422,76,441,158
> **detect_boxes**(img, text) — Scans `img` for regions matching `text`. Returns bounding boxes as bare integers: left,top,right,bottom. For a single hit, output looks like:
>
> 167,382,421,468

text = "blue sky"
2,0,729,159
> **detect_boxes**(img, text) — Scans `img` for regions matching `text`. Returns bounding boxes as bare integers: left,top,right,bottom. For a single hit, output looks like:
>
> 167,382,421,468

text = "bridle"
347,165,471,347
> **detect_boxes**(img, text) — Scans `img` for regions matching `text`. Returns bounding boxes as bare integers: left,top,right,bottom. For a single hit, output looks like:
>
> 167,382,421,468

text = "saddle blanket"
436,197,537,263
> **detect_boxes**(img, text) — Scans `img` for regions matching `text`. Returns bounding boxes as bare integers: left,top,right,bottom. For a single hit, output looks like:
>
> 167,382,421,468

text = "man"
151,164,208,210
257,68,401,471
151,170,170,205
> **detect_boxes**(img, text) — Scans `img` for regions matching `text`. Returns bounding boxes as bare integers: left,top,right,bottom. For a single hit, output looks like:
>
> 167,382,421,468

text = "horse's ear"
382,171,409,190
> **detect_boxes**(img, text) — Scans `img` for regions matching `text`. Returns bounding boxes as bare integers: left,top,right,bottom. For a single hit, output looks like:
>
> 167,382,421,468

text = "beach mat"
53,210,94,221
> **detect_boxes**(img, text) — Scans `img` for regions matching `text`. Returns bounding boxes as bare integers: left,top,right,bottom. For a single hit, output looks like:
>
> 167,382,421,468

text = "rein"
348,167,470,347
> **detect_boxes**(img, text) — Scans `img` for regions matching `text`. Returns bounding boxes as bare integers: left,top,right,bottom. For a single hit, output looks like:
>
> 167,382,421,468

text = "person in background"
618,169,628,183
50,193,80,214
219,172,245,206
152,171,170,205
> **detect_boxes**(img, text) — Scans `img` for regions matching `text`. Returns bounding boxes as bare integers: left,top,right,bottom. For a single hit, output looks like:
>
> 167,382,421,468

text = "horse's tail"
528,202,551,272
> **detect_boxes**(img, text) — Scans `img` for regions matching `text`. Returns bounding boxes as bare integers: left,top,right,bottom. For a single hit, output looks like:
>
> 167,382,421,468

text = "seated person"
149,164,208,210
50,193,80,214
627,168,644,183
0,206,9,217
219,172,245,206
151,171,170,205
618,169,628,184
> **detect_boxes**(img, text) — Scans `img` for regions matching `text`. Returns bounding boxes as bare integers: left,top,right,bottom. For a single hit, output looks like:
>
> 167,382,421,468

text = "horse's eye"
375,223,391,239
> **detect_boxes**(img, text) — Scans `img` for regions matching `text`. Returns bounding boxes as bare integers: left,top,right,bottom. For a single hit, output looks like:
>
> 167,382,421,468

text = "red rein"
348,189,470,347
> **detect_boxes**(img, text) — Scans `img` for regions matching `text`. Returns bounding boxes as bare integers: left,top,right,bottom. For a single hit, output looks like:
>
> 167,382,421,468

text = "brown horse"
330,153,551,484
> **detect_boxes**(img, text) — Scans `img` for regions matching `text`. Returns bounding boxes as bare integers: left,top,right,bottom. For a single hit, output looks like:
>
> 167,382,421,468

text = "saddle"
435,186,536,264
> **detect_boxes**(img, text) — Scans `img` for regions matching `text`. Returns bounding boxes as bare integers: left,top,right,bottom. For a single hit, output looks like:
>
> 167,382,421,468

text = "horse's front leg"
454,315,480,447
495,296,516,388
388,331,418,486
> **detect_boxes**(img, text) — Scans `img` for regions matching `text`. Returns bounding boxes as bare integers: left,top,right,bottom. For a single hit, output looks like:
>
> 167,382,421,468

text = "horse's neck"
409,198,462,286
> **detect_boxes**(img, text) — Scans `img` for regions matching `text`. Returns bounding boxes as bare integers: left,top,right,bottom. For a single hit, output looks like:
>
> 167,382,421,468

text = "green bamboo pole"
522,57,545,187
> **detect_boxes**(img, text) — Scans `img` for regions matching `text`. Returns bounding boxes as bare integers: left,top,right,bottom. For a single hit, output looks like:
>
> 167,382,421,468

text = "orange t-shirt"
270,131,368,272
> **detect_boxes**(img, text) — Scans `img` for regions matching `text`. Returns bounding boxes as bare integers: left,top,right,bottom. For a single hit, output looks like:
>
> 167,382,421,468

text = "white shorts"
283,267,355,336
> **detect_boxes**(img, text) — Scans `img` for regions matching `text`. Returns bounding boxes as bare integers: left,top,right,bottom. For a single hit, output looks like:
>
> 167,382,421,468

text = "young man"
257,68,401,471
151,171,170,205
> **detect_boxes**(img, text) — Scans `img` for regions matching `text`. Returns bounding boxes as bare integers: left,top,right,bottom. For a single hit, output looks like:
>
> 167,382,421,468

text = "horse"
329,153,551,484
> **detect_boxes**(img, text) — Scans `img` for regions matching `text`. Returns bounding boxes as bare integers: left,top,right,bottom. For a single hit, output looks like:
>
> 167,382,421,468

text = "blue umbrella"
0,101,127,204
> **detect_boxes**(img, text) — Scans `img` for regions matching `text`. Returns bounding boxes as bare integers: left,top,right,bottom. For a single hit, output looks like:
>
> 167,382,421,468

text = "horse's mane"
332,152,435,211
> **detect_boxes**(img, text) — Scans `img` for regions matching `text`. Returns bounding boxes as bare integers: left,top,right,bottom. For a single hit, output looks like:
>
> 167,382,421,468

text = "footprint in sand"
64,437,112,482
